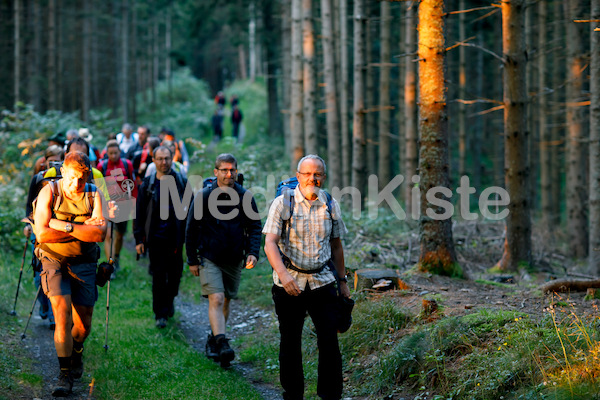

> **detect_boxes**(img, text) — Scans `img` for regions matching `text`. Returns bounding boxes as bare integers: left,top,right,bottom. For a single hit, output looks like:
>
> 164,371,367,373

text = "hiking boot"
39,302,49,319
71,351,84,379
51,369,73,397
215,334,234,367
155,318,167,329
205,333,219,361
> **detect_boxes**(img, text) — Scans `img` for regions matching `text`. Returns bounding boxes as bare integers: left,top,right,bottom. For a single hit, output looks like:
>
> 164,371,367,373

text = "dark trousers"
272,283,342,400
148,242,183,319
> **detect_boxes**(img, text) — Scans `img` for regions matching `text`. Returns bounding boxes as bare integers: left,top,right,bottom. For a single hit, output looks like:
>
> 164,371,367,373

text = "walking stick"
21,286,41,339
10,239,30,316
104,221,115,353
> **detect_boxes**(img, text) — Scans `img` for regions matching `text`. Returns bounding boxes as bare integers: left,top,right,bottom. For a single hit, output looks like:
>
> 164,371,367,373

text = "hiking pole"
10,239,30,316
104,221,115,353
21,286,41,340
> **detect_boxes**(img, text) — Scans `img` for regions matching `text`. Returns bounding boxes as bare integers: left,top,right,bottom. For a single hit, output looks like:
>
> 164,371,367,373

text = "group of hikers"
211,91,243,141
23,116,351,399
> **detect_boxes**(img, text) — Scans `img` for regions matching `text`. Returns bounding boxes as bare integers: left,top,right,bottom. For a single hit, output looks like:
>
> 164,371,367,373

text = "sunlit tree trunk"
590,0,600,271
404,2,418,211
291,0,305,170
303,0,317,153
238,44,247,80
14,0,20,107
458,0,466,177
539,0,551,231
352,0,366,196
321,0,341,189
82,0,91,122
281,0,292,153
565,0,588,258
377,1,391,188
339,0,350,188
497,0,532,272
417,0,458,275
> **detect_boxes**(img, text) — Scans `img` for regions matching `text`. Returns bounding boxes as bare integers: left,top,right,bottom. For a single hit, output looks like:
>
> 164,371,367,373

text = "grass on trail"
0,244,266,400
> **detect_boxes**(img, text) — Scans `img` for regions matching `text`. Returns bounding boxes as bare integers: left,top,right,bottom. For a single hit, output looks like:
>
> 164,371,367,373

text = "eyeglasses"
217,168,237,174
155,157,171,162
297,172,325,179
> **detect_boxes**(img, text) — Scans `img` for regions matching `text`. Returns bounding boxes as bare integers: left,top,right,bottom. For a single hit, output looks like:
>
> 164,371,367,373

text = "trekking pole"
21,286,41,339
10,239,30,316
104,221,115,353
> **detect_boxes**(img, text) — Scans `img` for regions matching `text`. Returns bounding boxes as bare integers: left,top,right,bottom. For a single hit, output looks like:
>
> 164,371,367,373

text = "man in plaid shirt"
263,154,350,400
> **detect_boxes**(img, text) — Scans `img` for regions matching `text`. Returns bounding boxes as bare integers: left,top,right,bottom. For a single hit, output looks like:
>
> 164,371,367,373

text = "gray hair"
122,123,133,132
297,154,327,174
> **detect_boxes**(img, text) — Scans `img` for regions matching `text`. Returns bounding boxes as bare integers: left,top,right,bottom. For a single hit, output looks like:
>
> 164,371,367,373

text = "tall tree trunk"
238,44,247,80
352,0,366,196
590,0,600,271
249,2,257,81
417,0,458,275
165,6,172,99
131,0,138,122
551,0,564,222
47,0,56,110
121,0,129,122
472,20,484,191
290,0,305,171
365,9,377,176
13,0,20,107
281,0,292,153
152,16,158,111
497,0,532,272
91,0,99,109
263,0,282,137
525,0,537,212
82,0,91,122
321,0,341,189
404,2,418,211
377,1,391,188
457,0,467,177
565,0,588,258
302,0,317,153
28,0,42,111
339,0,350,187
538,0,551,231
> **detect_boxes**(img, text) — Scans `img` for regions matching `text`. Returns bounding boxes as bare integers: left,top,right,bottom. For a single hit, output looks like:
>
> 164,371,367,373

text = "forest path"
19,290,281,399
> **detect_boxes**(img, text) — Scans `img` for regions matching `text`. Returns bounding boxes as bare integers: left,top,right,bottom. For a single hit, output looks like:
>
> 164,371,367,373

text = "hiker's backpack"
30,180,97,226
275,177,333,241
203,173,245,189
98,158,134,182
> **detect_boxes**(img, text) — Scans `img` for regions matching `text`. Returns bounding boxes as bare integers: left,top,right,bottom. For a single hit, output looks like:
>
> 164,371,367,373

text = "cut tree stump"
353,269,410,291
540,278,600,294
421,299,438,316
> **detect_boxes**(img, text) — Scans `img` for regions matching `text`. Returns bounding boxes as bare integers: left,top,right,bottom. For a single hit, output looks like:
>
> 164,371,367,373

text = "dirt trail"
18,294,281,399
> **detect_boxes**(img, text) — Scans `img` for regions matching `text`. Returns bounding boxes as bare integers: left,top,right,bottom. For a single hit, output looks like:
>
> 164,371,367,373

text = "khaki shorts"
39,251,98,307
199,258,243,299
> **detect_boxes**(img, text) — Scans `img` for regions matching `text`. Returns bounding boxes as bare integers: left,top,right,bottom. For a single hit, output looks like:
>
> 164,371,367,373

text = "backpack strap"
281,189,334,245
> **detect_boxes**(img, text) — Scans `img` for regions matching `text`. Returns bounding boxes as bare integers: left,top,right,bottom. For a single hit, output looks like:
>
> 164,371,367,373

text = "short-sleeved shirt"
263,186,348,291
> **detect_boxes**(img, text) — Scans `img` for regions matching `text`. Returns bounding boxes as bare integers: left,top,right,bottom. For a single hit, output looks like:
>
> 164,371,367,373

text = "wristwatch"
64,222,73,233
339,276,348,283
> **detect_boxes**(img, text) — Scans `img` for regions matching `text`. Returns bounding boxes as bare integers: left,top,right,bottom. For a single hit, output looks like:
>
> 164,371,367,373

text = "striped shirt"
263,186,348,291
